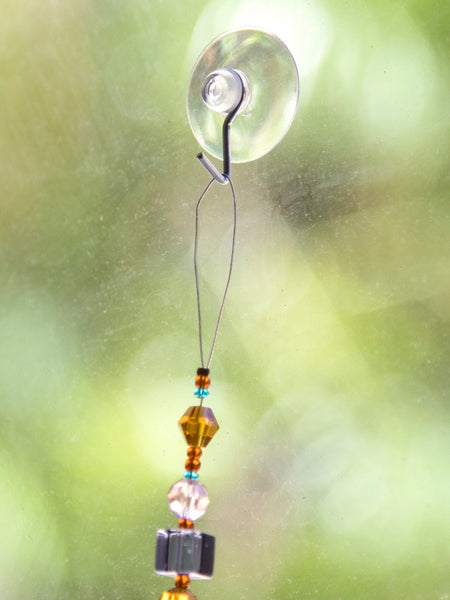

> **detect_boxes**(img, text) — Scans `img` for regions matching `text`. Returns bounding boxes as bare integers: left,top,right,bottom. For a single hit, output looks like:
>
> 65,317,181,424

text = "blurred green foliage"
0,1,448,599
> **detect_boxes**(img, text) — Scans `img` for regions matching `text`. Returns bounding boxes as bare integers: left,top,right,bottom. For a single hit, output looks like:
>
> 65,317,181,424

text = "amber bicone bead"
187,447,202,459
174,574,190,589
185,458,201,472
178,518,194,529
159,589,197,600
178,406,219,448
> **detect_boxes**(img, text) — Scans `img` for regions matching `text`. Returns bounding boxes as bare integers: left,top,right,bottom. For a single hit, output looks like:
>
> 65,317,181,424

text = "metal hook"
196,70,246,185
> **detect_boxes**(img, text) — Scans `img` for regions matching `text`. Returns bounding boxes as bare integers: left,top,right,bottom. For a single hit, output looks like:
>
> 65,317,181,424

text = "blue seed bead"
194,388,210,398
184,471,199,480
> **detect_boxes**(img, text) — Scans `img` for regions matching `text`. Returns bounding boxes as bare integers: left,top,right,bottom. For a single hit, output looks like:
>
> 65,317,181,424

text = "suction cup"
187,29,300,164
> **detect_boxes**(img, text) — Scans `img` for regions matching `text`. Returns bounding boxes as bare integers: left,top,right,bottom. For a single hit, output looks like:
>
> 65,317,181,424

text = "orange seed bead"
174,574,190,589
185,458,201,472
195,375,210,389
178,518,194,529
187,447,202,459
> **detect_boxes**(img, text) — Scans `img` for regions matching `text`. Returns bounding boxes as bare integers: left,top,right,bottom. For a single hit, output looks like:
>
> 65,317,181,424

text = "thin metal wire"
194,175,237,370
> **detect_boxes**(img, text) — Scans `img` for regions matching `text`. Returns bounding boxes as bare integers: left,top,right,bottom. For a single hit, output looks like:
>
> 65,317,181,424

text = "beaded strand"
155,368,219,599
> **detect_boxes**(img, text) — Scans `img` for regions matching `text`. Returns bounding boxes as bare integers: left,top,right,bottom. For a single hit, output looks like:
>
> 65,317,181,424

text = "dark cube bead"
155,529,215,580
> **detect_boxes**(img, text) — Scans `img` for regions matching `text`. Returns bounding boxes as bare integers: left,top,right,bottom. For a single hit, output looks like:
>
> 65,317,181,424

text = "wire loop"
194,176,237,369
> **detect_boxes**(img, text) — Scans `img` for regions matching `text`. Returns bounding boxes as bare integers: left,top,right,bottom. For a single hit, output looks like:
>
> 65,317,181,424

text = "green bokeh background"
1,1,449,599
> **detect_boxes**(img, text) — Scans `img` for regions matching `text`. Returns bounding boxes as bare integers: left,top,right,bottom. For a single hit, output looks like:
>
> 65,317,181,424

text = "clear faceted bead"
168,479,209,521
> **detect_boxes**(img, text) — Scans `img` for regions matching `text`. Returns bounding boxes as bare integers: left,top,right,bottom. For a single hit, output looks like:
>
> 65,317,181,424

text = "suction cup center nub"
201,68,250,115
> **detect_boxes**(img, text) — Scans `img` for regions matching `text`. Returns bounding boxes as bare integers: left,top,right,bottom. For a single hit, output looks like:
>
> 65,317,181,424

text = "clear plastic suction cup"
187,28,300,164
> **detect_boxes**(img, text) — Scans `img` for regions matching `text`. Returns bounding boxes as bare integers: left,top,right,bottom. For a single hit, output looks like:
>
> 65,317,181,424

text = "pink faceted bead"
167,479,209,521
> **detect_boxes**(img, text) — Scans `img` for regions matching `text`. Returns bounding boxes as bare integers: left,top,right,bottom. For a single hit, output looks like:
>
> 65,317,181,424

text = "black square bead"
155,529,215,580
